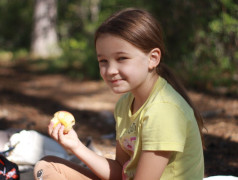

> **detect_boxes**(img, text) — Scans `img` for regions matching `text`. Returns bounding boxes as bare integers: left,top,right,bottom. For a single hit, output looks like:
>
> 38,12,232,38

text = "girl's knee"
40,155,60,162
34,156,59,180
34,155,57,170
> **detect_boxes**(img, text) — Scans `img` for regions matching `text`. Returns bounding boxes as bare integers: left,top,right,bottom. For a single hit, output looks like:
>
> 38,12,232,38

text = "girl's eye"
98,59,107,63
118,57,127,61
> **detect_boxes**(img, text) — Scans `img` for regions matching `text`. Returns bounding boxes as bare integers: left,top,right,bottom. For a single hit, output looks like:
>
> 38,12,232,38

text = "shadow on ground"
1,63,238,177
204,134,238,176
0,87,115,140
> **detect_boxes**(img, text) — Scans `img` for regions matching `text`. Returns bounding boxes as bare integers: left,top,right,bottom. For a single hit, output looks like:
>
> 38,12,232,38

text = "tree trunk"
89,0,100,22
31,0,61,59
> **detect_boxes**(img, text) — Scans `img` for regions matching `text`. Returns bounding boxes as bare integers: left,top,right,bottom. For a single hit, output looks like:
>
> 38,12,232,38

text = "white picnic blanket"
3,130,69,170
204,176,238,180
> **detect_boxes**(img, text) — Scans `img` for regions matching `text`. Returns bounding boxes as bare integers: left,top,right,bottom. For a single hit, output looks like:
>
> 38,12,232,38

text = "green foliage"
185,0,238,91
0,0,33,50
0,0,237,95
142,0,238,94
58,35,100,79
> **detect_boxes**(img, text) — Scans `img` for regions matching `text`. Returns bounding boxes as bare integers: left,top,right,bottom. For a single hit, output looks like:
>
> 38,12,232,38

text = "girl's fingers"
48,121,54,135
50,123,61,141
58,125,65,141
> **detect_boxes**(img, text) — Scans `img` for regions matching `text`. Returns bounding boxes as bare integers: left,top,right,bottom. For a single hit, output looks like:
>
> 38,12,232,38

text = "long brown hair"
94,8,205,146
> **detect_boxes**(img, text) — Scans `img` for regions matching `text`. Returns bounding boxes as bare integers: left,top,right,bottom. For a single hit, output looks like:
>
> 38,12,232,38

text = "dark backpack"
0,155,19,180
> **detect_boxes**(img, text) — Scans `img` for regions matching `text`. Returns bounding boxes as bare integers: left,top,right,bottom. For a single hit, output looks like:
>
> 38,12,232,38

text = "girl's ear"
148,48,161,70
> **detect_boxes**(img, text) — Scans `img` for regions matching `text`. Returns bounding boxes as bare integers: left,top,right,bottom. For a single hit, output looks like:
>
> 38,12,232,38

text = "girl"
34,8,204,180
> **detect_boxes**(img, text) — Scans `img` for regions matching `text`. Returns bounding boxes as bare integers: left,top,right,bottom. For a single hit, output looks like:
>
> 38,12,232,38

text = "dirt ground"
0,62,238,178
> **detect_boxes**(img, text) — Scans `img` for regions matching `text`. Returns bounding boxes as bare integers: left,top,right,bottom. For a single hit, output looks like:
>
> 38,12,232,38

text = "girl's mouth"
110,79,122,84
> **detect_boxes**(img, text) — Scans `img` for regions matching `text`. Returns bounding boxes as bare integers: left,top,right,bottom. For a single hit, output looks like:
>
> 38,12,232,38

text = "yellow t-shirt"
114,77,204,180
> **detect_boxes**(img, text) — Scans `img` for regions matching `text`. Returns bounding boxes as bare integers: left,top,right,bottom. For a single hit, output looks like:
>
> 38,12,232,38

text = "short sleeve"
141,102,188,152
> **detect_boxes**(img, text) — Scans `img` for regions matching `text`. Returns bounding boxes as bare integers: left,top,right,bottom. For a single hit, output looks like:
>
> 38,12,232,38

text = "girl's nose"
107,62,118,75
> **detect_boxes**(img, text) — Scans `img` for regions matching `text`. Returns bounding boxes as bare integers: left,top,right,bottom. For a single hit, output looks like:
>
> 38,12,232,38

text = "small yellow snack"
51,111,75,133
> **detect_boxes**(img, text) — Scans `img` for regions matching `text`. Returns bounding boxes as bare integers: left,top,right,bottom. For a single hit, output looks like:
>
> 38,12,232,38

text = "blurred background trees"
31,0,62,58
0,0,237,95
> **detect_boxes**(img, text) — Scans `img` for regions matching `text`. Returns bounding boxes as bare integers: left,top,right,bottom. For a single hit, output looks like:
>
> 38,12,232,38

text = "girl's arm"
49,123,129,180
134,150,171,180
71,139,129,180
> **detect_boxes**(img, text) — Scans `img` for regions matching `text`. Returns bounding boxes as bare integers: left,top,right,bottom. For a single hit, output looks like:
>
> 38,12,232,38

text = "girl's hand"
48,122,80,151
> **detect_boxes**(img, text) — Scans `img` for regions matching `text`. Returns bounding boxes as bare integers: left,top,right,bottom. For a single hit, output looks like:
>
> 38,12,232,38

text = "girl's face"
96,34,155,94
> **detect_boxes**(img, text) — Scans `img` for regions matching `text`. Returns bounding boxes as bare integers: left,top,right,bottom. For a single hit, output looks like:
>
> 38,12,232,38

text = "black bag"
0,155,19,180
